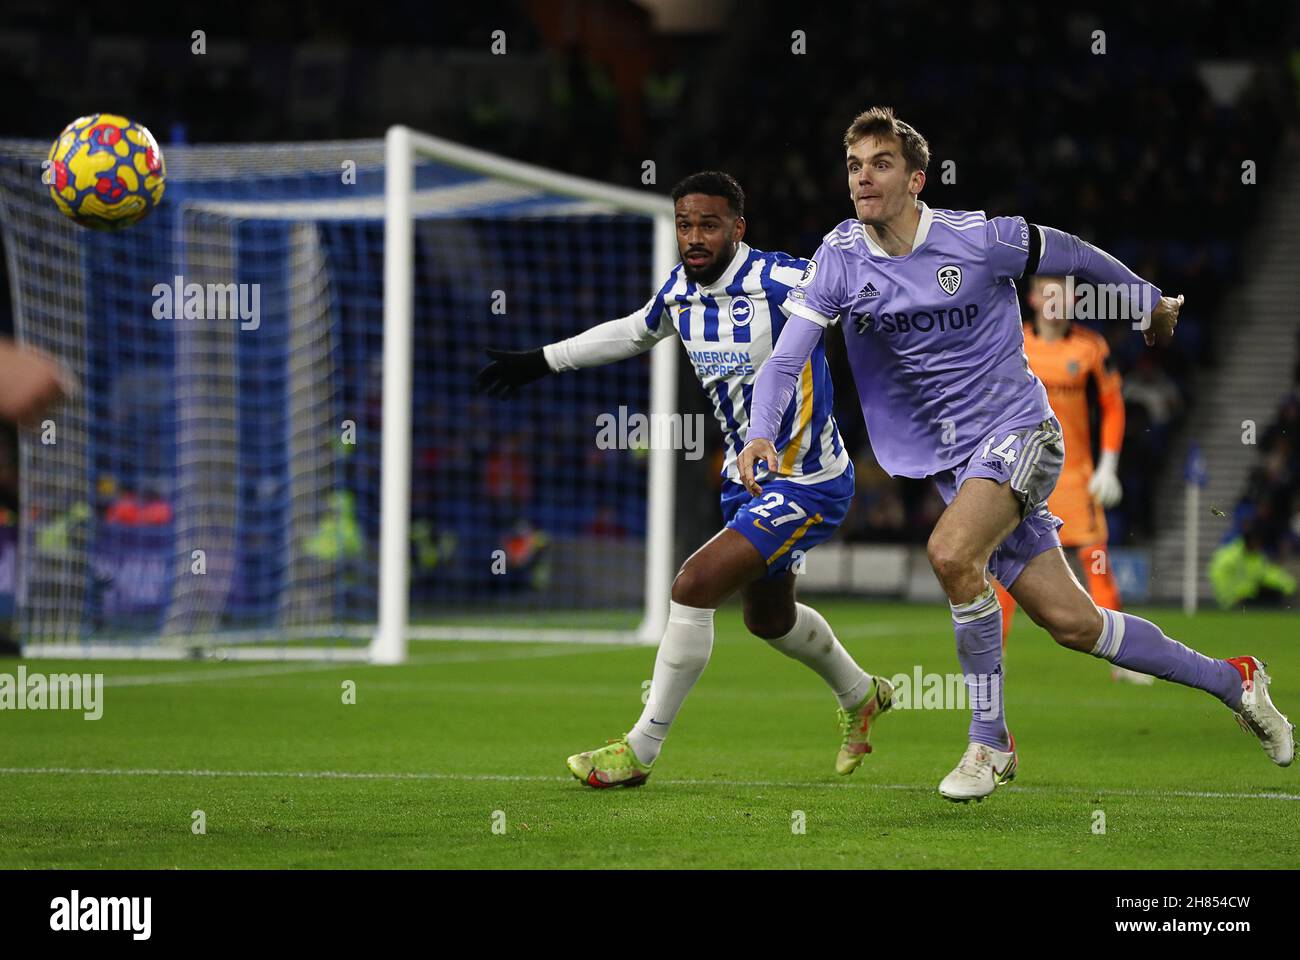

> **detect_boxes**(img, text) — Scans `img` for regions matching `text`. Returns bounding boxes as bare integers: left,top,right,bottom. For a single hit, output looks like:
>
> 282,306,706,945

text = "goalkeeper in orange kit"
992,276,1152,684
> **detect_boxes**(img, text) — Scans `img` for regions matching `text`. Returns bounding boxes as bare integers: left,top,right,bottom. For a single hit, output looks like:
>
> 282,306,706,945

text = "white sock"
764,603,873,709
627,601,714,765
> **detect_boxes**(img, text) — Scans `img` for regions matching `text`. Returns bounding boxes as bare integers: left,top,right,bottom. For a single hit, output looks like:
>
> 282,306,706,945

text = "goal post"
638,213,680,647
380,126,677,659
0,129,677,662
375,125,414,665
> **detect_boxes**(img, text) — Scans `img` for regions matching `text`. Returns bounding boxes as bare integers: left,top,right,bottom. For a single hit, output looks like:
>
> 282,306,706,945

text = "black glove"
476,347,552,398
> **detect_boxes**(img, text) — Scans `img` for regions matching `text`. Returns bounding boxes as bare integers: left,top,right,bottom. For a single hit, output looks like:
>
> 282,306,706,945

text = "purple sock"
1092,609,1244,708
951,585,1010,750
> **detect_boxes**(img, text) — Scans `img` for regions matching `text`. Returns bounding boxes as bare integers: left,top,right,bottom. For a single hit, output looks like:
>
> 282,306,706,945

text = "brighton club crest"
729,296,754,327
937,264,962,296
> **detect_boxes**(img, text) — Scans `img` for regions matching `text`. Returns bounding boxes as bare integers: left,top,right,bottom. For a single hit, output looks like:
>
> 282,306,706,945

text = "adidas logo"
856,282,880,299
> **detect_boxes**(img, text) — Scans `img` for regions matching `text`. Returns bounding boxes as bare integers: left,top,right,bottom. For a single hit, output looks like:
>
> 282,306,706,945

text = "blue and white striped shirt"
548,242,848,485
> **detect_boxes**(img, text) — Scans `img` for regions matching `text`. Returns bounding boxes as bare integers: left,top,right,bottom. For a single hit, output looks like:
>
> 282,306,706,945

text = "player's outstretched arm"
476,303,674,398
1027,223,1180,345
737,313,822,495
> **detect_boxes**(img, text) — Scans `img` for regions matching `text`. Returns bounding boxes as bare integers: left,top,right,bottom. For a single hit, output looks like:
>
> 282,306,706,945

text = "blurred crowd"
1229,338,1300,559
1206,340,1300,606
1211,346,1300,608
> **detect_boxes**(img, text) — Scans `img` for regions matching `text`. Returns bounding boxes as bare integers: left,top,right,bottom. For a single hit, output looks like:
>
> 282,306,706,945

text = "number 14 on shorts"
982,433,1019,464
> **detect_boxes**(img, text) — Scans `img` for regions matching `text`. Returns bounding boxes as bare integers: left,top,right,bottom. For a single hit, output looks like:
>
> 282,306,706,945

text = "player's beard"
683,240,736,286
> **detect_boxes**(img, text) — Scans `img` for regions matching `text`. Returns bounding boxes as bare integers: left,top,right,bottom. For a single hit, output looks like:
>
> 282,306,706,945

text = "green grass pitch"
1,601,1296,869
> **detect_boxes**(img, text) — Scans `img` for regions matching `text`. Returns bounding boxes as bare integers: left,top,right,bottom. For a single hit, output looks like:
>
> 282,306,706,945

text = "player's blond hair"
844,107,930,173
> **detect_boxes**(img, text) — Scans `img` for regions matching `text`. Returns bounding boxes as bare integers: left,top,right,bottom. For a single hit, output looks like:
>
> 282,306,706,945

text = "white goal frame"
375,126,678,663
2,131,675,663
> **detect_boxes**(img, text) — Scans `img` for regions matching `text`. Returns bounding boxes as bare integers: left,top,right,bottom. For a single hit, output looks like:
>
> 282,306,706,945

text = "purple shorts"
931,417,1066,588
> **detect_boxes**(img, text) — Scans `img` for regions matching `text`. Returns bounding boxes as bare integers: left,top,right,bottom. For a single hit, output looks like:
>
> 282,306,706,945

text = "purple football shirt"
754,203,1158,478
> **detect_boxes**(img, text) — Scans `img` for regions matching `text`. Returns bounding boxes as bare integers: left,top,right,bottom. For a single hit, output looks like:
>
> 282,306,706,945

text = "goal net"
0,128,677,661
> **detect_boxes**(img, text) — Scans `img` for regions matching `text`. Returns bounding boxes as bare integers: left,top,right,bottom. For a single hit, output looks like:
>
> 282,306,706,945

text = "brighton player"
478,171,892,788
739,108,1294,801
992,276,1151,685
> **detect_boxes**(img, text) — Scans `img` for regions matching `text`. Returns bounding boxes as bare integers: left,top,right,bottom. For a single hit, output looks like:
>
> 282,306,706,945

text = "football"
43,113,165,230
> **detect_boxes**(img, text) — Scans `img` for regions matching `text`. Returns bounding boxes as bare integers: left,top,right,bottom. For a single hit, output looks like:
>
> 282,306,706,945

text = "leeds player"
739,108,1294,802
479,172,892,788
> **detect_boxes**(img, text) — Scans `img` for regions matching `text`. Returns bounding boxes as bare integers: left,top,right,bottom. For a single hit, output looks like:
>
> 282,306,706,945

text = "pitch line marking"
1,766,1297,802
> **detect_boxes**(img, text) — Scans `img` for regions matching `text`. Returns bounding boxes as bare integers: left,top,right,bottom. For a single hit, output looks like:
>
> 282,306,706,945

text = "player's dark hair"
844,106,930,174
670,171,745,218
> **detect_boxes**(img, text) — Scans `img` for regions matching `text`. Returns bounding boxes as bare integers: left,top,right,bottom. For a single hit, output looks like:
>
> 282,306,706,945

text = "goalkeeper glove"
1088,450,1123,508
476,347,552,398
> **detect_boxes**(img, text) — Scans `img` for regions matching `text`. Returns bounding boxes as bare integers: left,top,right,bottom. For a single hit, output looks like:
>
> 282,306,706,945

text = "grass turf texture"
1,601,1296,869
